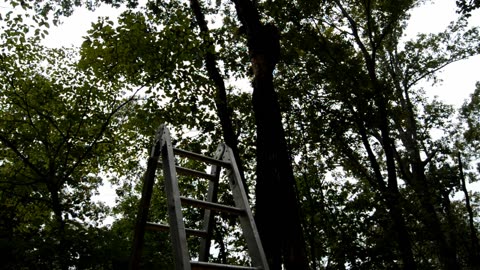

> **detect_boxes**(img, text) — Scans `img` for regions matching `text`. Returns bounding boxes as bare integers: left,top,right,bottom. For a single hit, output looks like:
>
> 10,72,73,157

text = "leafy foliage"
0,5,143,268
2,0,480,269
457,0,480,16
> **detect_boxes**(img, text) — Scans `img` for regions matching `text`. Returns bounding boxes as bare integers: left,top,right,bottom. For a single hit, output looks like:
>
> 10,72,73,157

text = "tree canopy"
1,0,480,269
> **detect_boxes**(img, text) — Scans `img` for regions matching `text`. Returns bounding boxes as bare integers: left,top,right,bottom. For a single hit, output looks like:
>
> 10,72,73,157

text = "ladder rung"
180,197,245,216
145,222,209,238
191,261,260,270
158,162,217,181
176,166,217,181
145,222,170,232
174,147,231,168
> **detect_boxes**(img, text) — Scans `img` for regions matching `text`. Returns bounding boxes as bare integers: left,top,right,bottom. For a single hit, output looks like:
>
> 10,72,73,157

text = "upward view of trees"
1,0,480,269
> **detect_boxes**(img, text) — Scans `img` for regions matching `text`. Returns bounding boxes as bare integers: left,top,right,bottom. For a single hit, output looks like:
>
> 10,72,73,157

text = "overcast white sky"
405,1,480,107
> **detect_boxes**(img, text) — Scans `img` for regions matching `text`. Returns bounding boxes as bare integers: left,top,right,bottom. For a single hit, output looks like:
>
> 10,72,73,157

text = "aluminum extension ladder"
130,124,269,270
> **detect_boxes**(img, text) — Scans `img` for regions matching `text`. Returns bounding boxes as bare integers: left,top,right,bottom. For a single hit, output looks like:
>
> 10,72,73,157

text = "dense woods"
1,0,480,269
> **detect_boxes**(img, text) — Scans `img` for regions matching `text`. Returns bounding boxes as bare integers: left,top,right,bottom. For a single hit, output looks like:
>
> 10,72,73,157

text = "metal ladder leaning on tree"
130,124,269,270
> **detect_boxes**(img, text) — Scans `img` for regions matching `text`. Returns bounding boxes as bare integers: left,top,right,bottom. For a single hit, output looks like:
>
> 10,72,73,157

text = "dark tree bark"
48,181,68,270
458,153,480,268
397,83,459,269
332,3,417,266
441,189,458,270
410,164,459,269
376,100,418,270
389,46,459,269
335,1,460,267
230,0,308,269
355,114,417,270
188,0,246,182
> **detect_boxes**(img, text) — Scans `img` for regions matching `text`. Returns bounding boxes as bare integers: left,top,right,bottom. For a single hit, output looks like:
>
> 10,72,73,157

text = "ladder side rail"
223,146,270,270
129,154,160,269
199,144,226,262
160,125,192,270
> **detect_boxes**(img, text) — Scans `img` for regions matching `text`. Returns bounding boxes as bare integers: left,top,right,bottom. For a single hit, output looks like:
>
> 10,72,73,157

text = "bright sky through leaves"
37,0,480,208
42,0,480,108
405,0,480,106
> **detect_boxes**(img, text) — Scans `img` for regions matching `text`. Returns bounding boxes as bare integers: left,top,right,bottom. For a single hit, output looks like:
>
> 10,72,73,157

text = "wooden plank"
180,196,245,216
190,261,258,270
174,147,231,168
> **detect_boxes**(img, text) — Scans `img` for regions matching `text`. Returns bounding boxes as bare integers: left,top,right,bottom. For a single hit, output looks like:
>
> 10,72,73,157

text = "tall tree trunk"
441,189,458,269
188,0,246,183
334,3,417,266
410,164,459,269
400,86,459,270
378,116,418,270
356,117,417,270
48,183,68,270
230,0,308,269
458,153,480,268
388,61,460,269
188,0,249,263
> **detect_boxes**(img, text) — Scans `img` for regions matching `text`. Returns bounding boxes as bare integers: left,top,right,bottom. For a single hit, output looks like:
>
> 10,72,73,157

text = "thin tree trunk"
188,0,246,183
49,183,68,270
410,164,459,269
458,153,480,268
356,118,417,270
400,79,459,270
230,0,308,269
188,0,248,263
379,121,417,270
441,189,458,268
334,3,417,266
